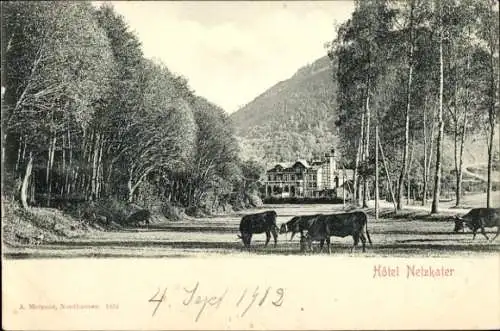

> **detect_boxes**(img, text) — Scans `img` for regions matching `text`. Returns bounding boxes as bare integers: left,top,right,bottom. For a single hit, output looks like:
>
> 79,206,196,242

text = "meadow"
4,193,500,259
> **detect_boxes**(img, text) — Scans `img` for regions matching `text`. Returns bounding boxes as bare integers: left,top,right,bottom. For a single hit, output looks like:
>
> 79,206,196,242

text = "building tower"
329,148,336,189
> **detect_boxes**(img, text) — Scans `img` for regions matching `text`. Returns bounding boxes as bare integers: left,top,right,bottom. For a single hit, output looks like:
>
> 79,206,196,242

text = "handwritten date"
148,282,285,321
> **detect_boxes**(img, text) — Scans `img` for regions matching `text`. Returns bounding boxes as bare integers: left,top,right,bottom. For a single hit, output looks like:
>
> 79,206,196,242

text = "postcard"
2,1,499,330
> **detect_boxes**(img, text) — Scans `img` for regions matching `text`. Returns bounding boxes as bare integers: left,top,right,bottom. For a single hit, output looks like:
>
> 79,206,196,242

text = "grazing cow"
453,208,500,240
238,210,279,248
304,211,372,253
125,209,151,227
279,214,322,241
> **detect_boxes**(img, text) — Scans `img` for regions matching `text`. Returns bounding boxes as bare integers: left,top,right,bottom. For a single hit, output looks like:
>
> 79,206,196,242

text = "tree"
431,0,445,214
122,60,196,202
2,1,114,207
441,0,482,207
331,0,397,207
93,3,145,199
475,0,499,208
185,97,240,208
396,0,416,211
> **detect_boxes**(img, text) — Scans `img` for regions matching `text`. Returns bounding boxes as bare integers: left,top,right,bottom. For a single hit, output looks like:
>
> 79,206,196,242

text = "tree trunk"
431,13,444,214
375,118,379,220
456,125,466,207
128,173,134,203
127,166,156,203
46,136,56,207
15,136,22,173
84,130,94,197
46,138,52,188
1,132,6,171
354,141,361,205
455,43,471,208
398,0,415,211
342,167,346,207
454,113,468,208
487,124,494,208
96,136,104,198
65,129,72,195
91,132,100,199
77,128,86,193
354,113,365,206
61,134,66,195
422,106,428,206
406,138,415,205
105,162,114,196
425,105,438,206
378,133,397,212
362,93,371,208
21,152,33,209
486,1,498,209
30,168,36,205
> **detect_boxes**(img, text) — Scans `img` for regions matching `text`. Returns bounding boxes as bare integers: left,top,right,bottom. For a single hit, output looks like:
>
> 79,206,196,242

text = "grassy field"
3,195,500,259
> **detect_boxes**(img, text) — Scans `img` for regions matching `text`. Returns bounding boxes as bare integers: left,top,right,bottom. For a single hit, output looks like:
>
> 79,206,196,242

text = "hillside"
231,56,499,183
230,56,338,165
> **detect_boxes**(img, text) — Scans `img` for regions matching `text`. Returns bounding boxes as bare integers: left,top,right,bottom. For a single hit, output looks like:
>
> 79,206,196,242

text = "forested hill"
230,56,338,165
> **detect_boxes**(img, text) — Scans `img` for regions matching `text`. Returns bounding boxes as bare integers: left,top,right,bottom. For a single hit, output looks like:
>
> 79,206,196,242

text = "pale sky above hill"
92,1,355,113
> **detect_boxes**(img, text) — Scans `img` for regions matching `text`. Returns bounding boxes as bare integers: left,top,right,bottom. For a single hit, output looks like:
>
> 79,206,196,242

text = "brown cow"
238,210,279,248
453,208,500,241
304,211,372,253
279,214,322,241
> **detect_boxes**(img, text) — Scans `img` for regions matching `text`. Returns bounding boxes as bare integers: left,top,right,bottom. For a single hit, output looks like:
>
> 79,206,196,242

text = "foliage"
230,56,338,166
1,1,256,223
328,0,499,211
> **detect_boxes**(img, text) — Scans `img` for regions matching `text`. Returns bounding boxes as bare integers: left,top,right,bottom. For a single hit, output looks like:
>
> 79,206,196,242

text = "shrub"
262,197,344,204
247,193,263,207
161,201,185,221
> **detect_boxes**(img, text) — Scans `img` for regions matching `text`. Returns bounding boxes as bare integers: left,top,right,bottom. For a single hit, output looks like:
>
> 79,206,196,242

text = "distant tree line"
1,2,263,214
328,0,499,213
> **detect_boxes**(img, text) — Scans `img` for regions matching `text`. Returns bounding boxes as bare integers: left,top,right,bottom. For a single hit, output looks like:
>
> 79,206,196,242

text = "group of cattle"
238,207,500,253
238,209,372,253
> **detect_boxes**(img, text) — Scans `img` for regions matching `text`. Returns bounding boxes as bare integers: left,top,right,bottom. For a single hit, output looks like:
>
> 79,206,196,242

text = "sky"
93,1,355,113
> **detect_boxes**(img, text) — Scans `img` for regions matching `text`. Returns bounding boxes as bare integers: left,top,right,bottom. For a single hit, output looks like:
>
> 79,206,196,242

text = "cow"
303,211,372,253
238,210,279,248
125,209,151,227
279,214,322,241
453,208,500,241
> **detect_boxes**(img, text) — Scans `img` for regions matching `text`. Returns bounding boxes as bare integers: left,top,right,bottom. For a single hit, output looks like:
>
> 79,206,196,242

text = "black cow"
279,214,322,241
453,208,500,240
238,210,279,248
303,211,372,253
125,209,151,227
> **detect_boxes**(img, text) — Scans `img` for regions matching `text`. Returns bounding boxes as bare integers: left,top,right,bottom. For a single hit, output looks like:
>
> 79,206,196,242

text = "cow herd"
238,209,373,253
238,207,500,253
